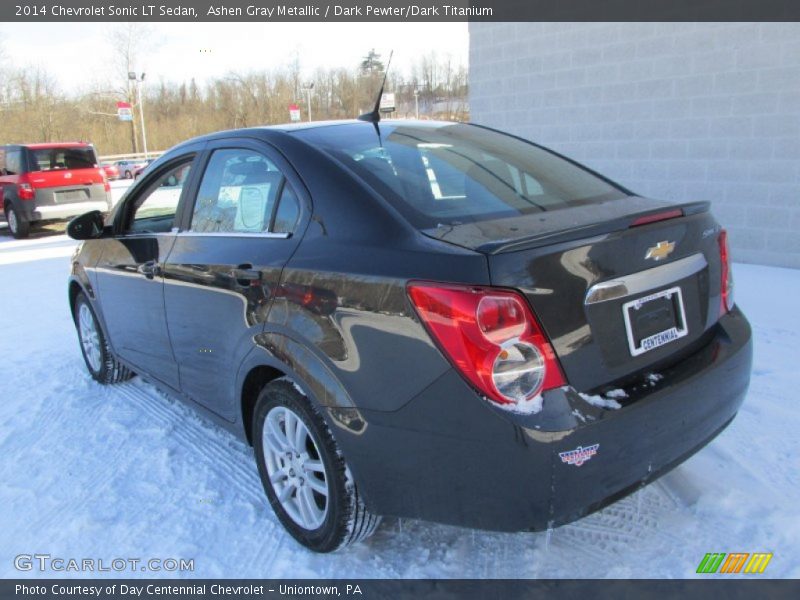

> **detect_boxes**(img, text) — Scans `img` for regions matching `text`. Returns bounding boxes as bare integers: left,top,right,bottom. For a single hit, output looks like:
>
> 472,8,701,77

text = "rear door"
162,138,307,421
93,150,202,390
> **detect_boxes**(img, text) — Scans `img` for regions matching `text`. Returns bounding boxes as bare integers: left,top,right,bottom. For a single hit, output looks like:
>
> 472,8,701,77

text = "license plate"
622,286,688,357
54,189,88,203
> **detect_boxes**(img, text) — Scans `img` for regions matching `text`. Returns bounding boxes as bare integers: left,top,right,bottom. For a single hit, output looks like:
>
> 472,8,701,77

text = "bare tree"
0,48,468,154
106,24,156,153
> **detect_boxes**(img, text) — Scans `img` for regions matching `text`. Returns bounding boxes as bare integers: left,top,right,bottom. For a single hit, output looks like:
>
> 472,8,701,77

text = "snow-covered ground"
0,231,797,579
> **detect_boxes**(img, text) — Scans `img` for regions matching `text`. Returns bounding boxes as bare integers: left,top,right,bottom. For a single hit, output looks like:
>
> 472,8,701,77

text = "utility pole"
129,71,149,158
302,82,314,122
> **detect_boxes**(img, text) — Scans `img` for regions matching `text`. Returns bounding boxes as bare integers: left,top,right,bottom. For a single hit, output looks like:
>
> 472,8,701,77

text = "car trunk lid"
424,197,725,392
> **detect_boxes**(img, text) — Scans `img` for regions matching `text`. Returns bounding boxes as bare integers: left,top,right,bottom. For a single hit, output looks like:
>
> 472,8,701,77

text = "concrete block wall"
469,23,800,268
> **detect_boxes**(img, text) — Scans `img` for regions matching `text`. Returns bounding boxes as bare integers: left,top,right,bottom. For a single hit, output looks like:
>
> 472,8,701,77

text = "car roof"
173,119,458,145
266,119,456,133
158,119,466,163
22,142,93,149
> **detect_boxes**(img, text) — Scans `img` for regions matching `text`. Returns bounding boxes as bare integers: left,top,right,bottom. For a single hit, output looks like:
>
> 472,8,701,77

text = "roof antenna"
357,50,393,140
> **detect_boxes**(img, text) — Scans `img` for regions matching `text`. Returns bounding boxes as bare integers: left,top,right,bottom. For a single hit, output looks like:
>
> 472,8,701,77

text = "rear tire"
253,379,380,552
5,204,30,239
73,292,134,384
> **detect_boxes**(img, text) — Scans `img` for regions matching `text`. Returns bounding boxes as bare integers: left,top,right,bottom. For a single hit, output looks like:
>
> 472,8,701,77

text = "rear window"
28,146,98,172
295,123,627,228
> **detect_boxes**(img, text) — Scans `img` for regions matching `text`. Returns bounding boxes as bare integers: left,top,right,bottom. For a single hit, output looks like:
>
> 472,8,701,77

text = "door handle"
137,260,161,279
231,264,261,285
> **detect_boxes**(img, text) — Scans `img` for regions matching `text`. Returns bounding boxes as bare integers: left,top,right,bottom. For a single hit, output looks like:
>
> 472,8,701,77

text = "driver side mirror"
67,210,107,240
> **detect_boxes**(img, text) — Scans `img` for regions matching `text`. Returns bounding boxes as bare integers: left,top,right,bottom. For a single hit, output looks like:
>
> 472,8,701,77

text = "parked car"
66,120,752,552
100,162,120,180
133,159,155,179
116,159,148,179
0,142,112,239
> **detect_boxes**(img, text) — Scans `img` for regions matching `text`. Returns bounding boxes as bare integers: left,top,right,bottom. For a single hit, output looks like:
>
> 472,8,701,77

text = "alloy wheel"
78,303,102,372
7,209,18,234
262,405,329,530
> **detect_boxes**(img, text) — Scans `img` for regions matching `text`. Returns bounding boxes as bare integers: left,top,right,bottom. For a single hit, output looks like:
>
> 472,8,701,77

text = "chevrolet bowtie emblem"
645,240,675,261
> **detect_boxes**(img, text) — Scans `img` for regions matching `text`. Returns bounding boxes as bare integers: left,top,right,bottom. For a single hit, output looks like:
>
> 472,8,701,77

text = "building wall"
469,23,800,268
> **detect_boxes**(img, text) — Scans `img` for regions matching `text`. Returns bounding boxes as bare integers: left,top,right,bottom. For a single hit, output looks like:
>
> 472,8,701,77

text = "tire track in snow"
115,383,264,504
21,429,130,536
112,384,368,576
545,485,684,571
114,381,295,572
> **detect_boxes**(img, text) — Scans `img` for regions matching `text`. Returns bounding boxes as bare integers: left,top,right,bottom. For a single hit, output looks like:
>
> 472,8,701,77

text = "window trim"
174,231,290,239
114,152,200,237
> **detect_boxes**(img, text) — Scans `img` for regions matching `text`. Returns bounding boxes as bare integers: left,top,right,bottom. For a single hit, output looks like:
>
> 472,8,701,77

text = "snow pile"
579,392,622,410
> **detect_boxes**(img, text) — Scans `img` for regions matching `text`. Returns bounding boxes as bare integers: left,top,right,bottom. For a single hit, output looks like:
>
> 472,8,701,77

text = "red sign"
117,101,133,122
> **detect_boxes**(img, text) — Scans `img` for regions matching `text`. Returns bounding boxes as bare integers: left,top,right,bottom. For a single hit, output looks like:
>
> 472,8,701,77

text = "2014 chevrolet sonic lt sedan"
67,120,752,552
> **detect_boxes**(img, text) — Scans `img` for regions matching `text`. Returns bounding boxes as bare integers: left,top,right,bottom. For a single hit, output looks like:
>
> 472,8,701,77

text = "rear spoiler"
476,201,711,255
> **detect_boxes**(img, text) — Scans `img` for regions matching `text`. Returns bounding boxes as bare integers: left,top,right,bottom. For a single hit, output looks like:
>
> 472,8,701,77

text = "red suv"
0,142,112,238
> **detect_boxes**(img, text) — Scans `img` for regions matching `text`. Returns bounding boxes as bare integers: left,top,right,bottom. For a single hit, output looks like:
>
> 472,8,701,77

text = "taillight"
408,283,566,413
718,229,735,314
100,169,111,192
17,183,34,201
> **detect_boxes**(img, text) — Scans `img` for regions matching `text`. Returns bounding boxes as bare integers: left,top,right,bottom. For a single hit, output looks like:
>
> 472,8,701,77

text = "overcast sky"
0,22,468,93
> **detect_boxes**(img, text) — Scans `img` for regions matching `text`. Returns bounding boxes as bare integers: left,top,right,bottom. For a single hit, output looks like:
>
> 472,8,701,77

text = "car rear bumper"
31,200,110,221
333,306,752,531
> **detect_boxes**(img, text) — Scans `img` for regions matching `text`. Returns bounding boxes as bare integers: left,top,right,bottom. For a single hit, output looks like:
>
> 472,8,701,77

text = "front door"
93,153,200,390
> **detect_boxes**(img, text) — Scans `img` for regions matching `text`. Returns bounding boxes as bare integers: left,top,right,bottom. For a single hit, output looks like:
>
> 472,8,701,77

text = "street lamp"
128,71,149,159
302,82,314,122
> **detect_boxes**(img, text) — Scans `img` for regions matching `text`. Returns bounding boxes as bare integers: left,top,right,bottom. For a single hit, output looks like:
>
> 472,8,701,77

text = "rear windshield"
28,146,98,172
295,123,627,228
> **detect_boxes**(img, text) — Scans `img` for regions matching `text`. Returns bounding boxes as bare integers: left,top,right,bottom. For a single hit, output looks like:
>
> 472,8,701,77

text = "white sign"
117,101,133,122
379,93,396,113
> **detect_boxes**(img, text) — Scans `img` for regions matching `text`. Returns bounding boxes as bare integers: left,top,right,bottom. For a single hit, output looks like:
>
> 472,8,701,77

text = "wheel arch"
68,278,84,315
240,364,286,446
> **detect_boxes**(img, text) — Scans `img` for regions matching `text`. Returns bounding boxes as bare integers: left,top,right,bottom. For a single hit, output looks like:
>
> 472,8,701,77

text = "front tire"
73,292,134,384
253,379,380,552
5,204,30,239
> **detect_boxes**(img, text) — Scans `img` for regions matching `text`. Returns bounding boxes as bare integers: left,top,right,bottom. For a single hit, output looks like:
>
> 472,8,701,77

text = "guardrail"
98,151,165,162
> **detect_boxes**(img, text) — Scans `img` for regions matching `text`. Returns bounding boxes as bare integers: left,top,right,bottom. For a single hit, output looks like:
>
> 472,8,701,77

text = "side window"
2,150,22,175
128,161,193,234
191,149,284,234
273,184,300,234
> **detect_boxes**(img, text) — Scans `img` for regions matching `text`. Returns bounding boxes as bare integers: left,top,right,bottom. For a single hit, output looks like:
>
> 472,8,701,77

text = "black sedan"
67,120,752,552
